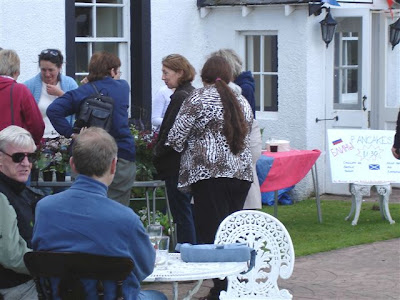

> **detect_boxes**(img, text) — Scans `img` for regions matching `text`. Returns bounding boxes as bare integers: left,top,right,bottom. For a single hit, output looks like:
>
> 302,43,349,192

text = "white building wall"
0,0,394,200
151,2,326,200
0,0,66,83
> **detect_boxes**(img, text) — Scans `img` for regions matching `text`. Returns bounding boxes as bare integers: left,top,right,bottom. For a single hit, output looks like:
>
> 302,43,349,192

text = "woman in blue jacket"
47,51,136,206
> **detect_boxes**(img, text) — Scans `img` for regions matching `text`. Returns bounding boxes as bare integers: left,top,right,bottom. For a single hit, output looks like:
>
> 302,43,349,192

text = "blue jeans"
137,290,167,300
165,175,197,244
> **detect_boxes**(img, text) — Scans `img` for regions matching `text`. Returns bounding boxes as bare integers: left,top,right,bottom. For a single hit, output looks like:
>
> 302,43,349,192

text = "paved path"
279,238,400,300
144,239,400,299
144,189,400,299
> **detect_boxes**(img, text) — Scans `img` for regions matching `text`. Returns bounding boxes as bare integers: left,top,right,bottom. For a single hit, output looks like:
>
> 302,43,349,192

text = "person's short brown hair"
72,127,118,177
162,54,196,86
87,51,121,82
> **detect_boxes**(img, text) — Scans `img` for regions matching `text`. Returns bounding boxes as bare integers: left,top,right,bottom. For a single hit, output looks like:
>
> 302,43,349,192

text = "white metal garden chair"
214,210,295,299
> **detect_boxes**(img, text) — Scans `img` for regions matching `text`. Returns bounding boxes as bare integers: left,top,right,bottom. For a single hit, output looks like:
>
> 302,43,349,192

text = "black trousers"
192,177,251,299
191,177,251,244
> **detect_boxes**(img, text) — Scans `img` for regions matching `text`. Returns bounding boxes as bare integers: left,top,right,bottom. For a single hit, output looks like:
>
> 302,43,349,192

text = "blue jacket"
24,73,78,126
46,77,135,161
234,71,256,118
32,175,155,300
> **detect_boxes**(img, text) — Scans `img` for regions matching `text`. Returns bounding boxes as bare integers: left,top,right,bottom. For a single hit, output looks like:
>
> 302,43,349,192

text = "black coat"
153,82,195,179
0,172,43,289
394,110,400,149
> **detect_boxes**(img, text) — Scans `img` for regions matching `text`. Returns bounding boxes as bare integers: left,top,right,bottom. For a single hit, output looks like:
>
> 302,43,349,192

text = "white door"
372,13,400,130
372,13,400,187
324,10,371,194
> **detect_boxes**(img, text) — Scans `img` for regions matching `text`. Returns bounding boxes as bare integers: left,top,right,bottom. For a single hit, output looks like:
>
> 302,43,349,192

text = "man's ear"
110,157,117,175
70,157,77,173
110,68,116,79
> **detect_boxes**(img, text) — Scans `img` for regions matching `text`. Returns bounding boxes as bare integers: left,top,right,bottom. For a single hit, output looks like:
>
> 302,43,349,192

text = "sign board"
327,129,400,183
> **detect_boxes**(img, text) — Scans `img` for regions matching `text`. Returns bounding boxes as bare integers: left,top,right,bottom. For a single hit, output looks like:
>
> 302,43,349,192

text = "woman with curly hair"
167,56,253,299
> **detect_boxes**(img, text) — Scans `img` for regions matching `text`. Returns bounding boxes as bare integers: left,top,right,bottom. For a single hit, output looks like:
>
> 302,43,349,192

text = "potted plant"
54,152,68,181
36,151,53,181
130,125,158,181
39,136,72,182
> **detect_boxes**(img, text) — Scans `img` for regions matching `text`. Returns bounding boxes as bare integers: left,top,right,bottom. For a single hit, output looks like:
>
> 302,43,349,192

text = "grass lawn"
261,199,400,257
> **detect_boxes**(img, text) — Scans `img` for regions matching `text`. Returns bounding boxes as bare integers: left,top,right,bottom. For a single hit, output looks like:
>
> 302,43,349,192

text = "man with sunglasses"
0,125,42,300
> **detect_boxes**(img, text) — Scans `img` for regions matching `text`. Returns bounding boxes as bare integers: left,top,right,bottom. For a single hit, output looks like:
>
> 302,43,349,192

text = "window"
333,18,362,110
74,0,129,83
244,34,278,112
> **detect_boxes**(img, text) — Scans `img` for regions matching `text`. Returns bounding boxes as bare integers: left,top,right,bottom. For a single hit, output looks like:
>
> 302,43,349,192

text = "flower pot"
43,171,53,182
56,171,66,182
31,168,39,182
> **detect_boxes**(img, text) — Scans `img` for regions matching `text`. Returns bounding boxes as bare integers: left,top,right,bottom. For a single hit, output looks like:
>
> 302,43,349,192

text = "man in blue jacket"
32,127,166,300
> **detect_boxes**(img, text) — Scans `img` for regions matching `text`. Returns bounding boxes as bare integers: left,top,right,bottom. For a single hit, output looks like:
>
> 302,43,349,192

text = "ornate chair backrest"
24,251,134,300
215,210,295,300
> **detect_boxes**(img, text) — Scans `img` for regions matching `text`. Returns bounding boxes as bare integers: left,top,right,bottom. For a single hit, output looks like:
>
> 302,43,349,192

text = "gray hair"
72,127,118,177
0,126,36,152
209,48,243,79
0,49,20,77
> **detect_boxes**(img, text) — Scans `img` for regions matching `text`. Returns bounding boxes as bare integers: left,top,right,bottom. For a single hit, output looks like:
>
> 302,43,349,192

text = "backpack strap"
10,82,15,125
90,82,100,95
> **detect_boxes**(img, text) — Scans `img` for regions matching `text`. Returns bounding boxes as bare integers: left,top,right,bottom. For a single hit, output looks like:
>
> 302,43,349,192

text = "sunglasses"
40,49,59,57
0,150,36,163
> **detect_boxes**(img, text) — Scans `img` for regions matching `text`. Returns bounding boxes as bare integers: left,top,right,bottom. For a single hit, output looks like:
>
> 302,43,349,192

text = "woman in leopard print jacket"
167,56,253,237
167,56,253,299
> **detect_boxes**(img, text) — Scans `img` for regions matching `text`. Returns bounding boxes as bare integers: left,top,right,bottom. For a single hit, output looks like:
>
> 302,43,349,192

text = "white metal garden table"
144,253,247,300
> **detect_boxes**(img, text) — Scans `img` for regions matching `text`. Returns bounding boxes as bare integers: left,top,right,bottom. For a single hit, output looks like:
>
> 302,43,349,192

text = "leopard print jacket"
167,85,254,192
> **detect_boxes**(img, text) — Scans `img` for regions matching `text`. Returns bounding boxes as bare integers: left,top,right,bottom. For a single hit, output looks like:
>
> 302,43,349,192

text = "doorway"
324,11,371,194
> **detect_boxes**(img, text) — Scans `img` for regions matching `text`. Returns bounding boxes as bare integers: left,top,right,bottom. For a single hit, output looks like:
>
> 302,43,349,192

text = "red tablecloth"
260,149,321,192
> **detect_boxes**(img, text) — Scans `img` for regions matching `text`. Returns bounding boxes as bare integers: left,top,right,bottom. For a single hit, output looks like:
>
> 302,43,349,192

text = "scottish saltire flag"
332,138,343,145
369,164,380,170
322,0,340,6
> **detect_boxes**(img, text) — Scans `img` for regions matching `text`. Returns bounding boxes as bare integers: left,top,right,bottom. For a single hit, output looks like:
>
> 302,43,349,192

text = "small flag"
321,0,340,6
332,139,343,145
387,0,394,18
369,164,380,170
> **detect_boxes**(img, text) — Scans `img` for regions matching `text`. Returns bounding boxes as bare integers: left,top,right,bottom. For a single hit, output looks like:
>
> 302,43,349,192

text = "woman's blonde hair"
0,49,20,77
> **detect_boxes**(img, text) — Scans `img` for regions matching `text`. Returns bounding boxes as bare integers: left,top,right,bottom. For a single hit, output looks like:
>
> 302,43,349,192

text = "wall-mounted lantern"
309,2,338,48
389,18,400,50
320,11,337,48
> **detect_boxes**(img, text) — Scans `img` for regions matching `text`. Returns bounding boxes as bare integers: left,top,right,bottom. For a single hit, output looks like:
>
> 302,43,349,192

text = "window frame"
73,0,130,83
242,31,279,112
333,17,362,111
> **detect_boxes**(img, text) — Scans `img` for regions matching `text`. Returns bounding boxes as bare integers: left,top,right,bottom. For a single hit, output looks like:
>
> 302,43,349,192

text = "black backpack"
73,83,114,133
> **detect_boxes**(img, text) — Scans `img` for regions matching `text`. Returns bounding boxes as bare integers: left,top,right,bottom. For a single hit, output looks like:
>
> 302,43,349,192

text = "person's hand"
392,147,400,159
79,127,87,134
80,77,89,84
46,84,64,97
71,127,88,139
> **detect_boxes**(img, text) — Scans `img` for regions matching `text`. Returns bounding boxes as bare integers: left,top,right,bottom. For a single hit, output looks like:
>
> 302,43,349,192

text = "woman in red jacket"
0,49,44,145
